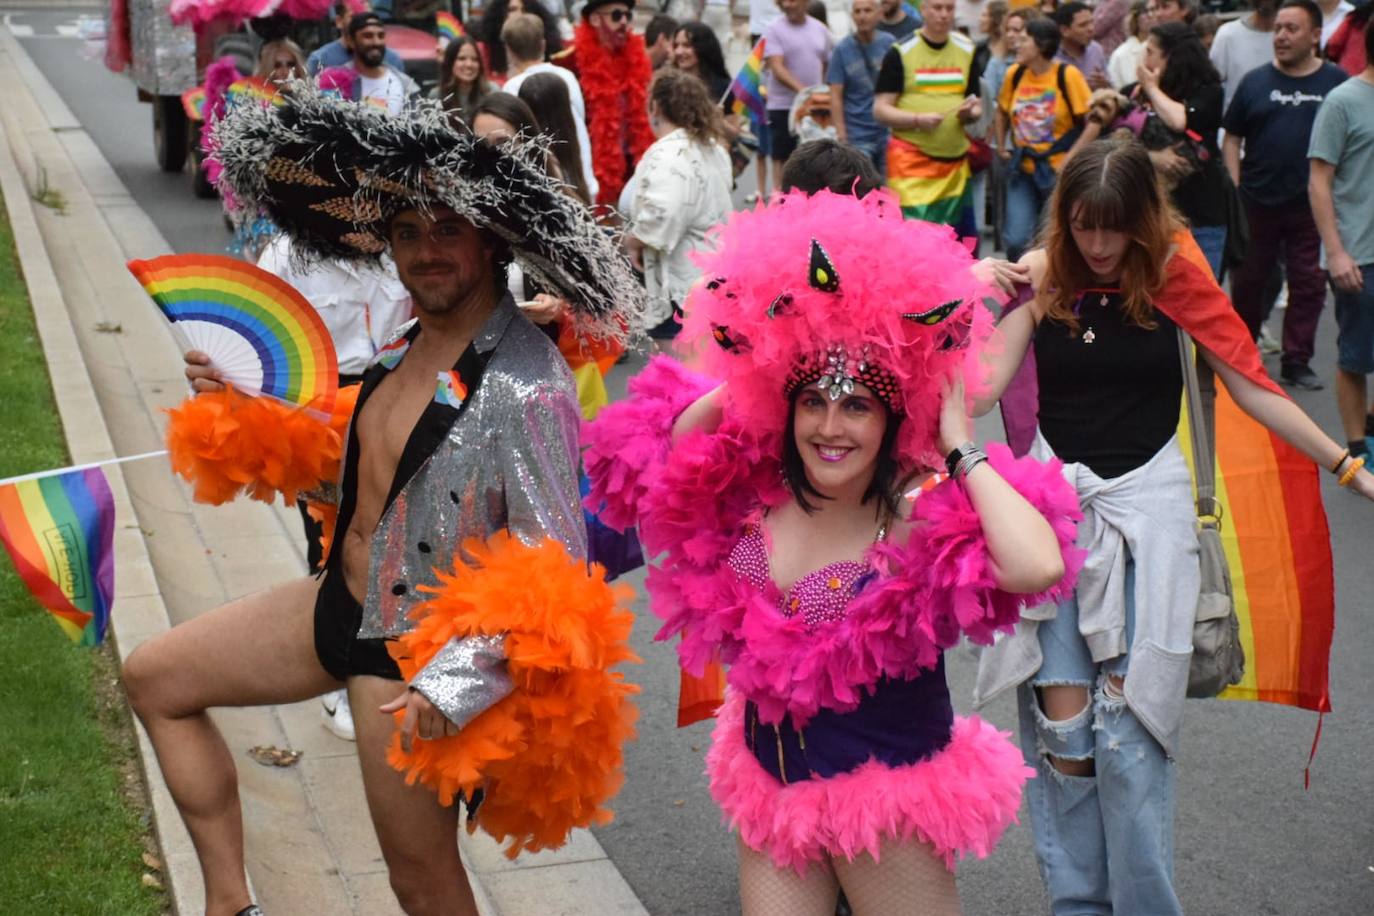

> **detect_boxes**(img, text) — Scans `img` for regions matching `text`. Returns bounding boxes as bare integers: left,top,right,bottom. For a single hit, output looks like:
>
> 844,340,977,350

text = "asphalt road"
12,7,1374,914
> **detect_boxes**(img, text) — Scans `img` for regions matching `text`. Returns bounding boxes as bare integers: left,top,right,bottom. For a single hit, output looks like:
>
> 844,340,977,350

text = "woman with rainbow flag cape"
584,189,1084,913
972,138,1373,915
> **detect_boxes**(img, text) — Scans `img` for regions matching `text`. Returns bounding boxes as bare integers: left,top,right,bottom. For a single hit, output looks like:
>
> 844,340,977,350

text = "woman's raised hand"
938,375,973,457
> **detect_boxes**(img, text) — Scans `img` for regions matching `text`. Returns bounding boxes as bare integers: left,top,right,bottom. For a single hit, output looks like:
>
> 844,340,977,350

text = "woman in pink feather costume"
584,190,1085,914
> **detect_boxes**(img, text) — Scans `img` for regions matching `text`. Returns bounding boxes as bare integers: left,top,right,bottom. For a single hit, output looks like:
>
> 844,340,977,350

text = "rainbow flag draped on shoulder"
726,38,767,124
998,232,1334,714
0,467,115,645
1166,238,1333,712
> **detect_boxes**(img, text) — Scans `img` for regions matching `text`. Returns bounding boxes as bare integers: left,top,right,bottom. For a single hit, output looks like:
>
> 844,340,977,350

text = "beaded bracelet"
1338,455,1365,488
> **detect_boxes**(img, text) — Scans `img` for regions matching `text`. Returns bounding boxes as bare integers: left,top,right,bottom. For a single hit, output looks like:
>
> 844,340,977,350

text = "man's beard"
360,46,386,67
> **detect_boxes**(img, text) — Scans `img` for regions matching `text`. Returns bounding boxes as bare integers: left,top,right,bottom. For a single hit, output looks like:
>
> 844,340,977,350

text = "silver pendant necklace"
1082,293,1110,344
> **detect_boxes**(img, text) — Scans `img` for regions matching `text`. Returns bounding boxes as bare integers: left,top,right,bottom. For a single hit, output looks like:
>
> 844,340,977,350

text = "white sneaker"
320,689,356,742
1258,324,1280,355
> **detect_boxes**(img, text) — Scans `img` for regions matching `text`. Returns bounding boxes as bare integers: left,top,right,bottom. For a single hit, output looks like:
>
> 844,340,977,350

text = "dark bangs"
781,388,903,517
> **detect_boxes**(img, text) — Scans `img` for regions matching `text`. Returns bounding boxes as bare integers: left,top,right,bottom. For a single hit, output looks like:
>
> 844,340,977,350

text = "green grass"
0,189,165,913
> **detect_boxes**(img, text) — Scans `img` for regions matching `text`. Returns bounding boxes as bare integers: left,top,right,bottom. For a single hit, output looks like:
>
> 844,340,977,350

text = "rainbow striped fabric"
436,10,464,41
729,38,767,123
885,135,973,224
1179,383,1334,711
1160,235,1334,713
0,468,114,645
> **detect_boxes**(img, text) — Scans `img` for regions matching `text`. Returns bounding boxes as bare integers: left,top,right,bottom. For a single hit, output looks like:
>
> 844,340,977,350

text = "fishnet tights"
737,836,962,916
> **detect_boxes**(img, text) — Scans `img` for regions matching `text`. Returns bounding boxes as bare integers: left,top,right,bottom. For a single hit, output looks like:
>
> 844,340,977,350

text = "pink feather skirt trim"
706,691,1033,875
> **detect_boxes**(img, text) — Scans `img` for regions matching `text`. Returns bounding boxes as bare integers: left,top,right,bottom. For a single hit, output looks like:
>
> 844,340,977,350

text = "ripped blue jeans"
1017,563,1183,915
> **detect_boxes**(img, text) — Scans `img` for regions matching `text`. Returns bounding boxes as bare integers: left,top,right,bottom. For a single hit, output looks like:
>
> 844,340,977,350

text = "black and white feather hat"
211,86,643,340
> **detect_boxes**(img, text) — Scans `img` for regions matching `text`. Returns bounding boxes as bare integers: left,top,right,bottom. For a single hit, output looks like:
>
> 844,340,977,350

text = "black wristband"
945,442,976,476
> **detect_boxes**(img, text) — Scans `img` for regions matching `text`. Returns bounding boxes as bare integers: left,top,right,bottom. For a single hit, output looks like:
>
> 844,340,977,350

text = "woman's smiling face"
792,382,888,496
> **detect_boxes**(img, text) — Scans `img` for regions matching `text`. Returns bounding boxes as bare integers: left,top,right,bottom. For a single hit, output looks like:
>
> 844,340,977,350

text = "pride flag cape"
1000,232,1334,713
725,38,767,124
0,467,115,645
1164,238,1333,712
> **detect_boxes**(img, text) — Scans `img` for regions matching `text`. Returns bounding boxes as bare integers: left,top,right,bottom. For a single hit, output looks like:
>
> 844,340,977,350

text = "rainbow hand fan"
127,254,338,413
436,10,464,40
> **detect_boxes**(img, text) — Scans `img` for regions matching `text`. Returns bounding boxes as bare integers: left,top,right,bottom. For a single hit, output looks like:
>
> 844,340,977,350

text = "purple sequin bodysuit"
726,517,953,784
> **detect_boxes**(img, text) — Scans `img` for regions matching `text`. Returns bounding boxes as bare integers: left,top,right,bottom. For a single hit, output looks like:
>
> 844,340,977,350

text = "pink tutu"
706,690,1033,875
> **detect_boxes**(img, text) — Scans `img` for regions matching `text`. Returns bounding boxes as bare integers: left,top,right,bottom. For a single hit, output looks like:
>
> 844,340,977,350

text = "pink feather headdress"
679,190,999,470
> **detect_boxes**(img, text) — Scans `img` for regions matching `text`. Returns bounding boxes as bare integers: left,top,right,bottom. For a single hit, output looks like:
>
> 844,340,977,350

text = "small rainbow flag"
0,467,115,646
728,38,767,123
434,370,468,408
225,77,282,109
436,10,464,41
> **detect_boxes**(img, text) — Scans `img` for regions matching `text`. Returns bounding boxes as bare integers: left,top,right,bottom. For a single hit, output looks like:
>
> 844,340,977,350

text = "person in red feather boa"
552,0,655,207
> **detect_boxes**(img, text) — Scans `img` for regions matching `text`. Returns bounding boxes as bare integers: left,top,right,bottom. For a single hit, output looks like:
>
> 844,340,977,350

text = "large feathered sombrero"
211,86,643,340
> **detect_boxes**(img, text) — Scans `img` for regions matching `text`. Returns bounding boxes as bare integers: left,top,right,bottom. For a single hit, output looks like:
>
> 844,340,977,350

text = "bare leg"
1038,684,1095,776
770,157,787,195
123,577,340,915
832,836,961,916
350,675,479,916
755,153,768,198
737,836,838,916
1336,369,1369,444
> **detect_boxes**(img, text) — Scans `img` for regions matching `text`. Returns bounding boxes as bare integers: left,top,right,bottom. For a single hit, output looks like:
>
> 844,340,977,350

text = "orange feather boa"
387,532,640,857
163,384,359,506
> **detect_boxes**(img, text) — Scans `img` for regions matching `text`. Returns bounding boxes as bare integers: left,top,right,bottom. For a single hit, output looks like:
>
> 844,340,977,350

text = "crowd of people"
128,1,1374,914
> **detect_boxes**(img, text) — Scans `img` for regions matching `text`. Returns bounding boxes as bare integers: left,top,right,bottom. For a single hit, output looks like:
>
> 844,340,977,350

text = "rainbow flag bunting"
0,467,115,646
727,38,767,123
436,10,464,41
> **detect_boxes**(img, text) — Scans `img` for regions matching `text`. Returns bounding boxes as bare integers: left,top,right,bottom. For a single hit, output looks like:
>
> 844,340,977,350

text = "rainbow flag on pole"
435,10,464,41
727,38,767,123
0,467,115,646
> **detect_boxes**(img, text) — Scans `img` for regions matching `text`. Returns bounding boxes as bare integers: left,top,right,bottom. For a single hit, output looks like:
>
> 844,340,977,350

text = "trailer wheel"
154,95,188,172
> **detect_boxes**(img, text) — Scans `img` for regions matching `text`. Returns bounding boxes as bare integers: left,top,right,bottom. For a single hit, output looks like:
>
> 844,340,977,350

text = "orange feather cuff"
386,532,640,858
163,384,359,506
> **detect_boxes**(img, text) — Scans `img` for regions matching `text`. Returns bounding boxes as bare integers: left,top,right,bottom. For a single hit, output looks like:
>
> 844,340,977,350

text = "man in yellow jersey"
873,0,985,237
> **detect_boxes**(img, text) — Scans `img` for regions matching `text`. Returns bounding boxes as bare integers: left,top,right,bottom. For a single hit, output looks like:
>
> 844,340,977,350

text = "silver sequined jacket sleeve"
500,378,587,560
409,634,514,729
413,367,584,726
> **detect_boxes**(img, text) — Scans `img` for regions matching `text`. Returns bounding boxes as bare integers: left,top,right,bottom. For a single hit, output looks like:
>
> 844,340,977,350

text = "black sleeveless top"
1034,291,1183,479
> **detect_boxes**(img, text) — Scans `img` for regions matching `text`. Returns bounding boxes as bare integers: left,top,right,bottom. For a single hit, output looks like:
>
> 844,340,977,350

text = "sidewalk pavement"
0,21,646,916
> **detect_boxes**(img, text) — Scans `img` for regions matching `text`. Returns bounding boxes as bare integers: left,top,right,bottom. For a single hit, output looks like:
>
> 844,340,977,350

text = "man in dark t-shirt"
879,0,923,42
1222,0,1348,389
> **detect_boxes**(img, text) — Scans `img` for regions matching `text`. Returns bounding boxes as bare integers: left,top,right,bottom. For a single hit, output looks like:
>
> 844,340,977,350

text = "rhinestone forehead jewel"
784,345,903,411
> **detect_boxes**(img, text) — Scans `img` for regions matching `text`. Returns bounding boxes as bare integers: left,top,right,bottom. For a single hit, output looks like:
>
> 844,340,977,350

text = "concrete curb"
1,19,646,916
0,44,211,916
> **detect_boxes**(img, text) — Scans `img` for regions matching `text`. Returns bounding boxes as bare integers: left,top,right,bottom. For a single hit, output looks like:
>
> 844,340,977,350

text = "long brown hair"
1040,138,1183,333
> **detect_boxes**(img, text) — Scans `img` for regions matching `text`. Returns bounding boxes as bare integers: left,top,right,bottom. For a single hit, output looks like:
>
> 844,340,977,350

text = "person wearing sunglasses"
549,0,655,207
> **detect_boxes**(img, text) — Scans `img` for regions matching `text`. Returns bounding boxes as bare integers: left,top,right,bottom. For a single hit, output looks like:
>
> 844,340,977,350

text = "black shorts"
767,110,797,163
314,567,402,681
